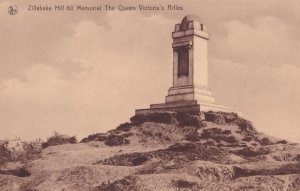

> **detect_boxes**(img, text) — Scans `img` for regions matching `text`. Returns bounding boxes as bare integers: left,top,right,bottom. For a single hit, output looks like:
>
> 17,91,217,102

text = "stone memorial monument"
136,15,232,115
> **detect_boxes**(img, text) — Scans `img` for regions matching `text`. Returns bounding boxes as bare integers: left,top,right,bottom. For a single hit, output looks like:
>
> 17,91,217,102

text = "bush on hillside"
174,180,197,189
116,122,133,132
42,132,77,149
204,112,254,131
130,112,176,125
259,137,274,146
80,133,107,143
200,128,238,144
0,141,11,164
176,113,204,128
105,134,130,146
204,112,227,124
0,139,42,163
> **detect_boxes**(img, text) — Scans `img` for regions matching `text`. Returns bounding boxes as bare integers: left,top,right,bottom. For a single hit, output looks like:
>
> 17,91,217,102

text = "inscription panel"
178,47,189,77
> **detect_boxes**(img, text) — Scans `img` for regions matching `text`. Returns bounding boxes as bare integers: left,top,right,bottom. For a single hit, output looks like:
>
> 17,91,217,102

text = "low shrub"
222,130,232,135
204,112,226,124
237,119,254,131
201,128,222,139
42,132,77,149
242,136,253,142
234,147,271,157
20,140,42,162
174,180,196,188
130,112,176,125
260,137,273,146
116,122,133,132
185,134,201,142
276,140,288,144
105,135,130,146
0,141,11,164
218,135,238,144
80,133,107,143
0,139,42,163
99,153,150,166
0,168,31,177
204,112,254,131
176,113,203,128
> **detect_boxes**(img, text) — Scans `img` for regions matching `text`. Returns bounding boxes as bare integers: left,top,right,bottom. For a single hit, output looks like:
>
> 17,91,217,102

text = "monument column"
166,15,215,104
136,15,231,115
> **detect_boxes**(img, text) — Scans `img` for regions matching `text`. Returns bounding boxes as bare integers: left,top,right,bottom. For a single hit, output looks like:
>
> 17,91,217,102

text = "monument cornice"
172,29,209,40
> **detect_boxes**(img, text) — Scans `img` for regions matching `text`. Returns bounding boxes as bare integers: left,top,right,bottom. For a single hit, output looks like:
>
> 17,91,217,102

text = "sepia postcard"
0,0,299,190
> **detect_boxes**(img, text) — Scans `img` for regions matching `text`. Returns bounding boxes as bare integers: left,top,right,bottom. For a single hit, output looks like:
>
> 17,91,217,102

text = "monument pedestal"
166,85,215,103
135,101,231,115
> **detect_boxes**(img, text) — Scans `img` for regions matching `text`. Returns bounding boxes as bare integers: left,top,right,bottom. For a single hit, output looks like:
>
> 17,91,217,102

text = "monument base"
135,100,232,115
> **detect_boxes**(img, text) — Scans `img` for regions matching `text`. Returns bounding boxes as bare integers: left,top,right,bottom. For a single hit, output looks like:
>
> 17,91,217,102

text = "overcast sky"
0,0,299,142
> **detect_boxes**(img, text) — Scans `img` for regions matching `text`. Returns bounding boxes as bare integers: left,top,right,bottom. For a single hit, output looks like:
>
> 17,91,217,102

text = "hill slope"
1,111,300,191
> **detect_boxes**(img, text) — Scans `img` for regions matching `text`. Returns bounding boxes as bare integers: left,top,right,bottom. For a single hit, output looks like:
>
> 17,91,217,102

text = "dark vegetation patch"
116,122,133,132
259,137,274,146
276,140,288,144
104,135,130,146
200,128,238,144
294,155,300,161
242,136,253,142
220,136,238,144
0,140,42,164
204,112,227,124
107,129,122,134
97,143,228,166
130,112,176,125
0,168,31,177
204,112,254,131
0,142,11,164
185,133,201,142
233,147,272,157
173,180,196,188
97,153,151,166
201,128,222,138
222,130,232,135
42,132,77,149
83,111,257,146
139,129,171,143
176,113,204,128
160,143,228,162
130,112,206,128
93,176,138,191
80,133,107,143
233,162,300,178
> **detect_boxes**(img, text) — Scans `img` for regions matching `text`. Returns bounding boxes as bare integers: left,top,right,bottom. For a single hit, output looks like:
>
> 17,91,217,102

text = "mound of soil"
1,111,298,191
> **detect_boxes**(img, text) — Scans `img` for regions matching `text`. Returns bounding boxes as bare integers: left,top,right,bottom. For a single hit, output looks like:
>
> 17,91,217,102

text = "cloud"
0,12,174,140
210,58,300,142
211,16,300,68
0,1,299,143
206,14,300,141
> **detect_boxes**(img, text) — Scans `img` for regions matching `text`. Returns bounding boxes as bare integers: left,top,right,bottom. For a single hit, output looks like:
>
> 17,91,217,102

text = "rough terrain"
1,111,299,191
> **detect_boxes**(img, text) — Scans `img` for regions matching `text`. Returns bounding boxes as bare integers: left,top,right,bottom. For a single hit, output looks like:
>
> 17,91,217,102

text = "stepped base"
135,100,233,115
